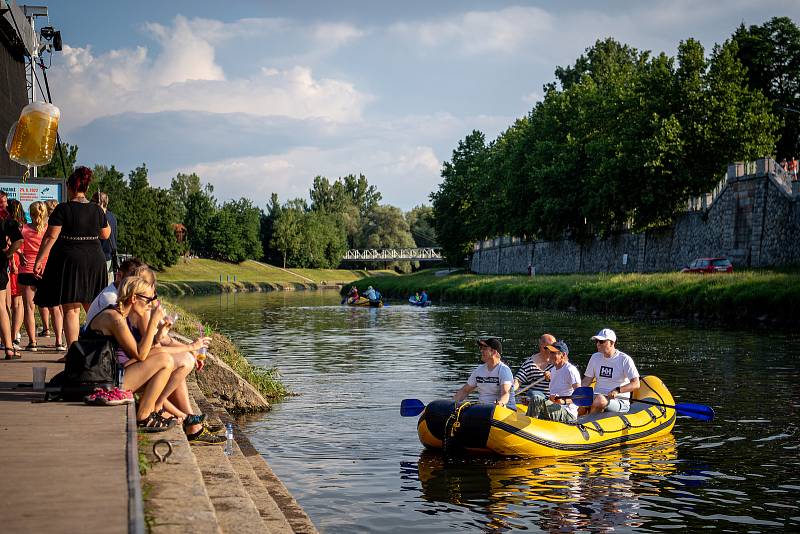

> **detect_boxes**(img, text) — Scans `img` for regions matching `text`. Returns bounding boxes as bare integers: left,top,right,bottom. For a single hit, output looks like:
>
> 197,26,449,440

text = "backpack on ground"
56,335,120,401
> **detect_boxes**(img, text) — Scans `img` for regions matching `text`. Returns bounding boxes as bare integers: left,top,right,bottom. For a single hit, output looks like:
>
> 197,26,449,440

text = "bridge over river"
342,247,443,262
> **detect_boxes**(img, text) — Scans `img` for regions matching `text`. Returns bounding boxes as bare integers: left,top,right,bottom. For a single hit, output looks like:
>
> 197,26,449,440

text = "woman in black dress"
34,167,110,354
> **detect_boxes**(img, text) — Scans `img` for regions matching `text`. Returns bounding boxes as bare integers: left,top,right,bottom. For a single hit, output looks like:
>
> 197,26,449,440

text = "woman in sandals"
86,275,176,431
126,281,222,444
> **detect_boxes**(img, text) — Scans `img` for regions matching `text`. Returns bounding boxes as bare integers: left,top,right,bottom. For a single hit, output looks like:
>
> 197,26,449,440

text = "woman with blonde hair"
85,275,175,431
18,201,52,351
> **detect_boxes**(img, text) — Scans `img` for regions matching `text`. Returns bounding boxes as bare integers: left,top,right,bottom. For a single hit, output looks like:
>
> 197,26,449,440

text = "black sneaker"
187,427,226,445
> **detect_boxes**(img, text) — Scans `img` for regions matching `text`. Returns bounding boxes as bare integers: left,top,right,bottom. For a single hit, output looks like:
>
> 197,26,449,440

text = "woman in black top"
34,167,110,354
0,218,23,358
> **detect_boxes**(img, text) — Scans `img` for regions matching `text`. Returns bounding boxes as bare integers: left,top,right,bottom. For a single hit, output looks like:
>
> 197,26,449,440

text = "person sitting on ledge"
527,340,581,422
454,337,516,410
84,275,177,432
580,328,640,415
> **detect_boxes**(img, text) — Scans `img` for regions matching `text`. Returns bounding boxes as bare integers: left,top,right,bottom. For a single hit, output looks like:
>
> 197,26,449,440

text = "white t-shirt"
584,350,639,397
548,362,582,419
468,362,516,409
84,283,119,328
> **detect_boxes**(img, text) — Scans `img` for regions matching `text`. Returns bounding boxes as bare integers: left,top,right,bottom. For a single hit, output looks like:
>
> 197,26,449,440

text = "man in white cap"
454,337,516,410
580,328,639,414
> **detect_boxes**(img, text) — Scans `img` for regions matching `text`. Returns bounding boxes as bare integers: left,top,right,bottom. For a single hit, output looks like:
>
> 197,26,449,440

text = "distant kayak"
408,298,431,307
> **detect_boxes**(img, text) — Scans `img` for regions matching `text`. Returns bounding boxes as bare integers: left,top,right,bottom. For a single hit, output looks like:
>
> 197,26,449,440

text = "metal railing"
342,248,444,261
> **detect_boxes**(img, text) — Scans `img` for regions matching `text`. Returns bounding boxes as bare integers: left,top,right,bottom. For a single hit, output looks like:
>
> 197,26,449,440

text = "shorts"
9,273,20,297
17,273,39,287
605,397,631,413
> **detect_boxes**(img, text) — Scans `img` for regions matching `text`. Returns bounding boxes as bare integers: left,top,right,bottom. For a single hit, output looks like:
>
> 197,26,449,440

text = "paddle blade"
570,386,594,406
400,399,425,417
675,403,715,421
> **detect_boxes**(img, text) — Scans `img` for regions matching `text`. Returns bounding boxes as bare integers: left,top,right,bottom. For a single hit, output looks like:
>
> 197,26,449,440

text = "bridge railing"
342,248,443,261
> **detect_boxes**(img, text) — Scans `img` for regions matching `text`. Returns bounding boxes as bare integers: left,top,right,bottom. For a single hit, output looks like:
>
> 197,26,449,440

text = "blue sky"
38,0,800,210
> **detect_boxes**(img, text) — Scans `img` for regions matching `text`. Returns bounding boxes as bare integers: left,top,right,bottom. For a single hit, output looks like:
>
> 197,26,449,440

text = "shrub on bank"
344,270,800,327
164,301,288,399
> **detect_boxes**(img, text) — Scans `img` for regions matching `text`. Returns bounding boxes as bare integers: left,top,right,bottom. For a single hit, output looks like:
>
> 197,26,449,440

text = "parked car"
681,257,734,274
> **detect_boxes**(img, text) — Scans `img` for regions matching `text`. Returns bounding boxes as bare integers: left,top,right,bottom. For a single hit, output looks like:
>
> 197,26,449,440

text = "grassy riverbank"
157,258,394,296
346,270,800,326
162,299,288,400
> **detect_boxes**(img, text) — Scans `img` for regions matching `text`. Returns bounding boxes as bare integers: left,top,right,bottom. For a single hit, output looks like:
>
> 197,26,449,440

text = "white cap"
591,328,617,342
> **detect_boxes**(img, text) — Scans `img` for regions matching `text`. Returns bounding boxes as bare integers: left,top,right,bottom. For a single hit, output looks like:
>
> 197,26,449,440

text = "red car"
681,257,734,274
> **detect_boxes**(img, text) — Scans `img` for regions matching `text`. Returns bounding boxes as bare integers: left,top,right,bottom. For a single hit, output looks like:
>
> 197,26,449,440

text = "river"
175,290,800,533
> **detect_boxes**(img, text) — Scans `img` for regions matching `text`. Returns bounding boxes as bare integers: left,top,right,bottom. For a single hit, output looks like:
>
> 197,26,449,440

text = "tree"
271,199,306,268
207,198,263,263
184,185,217,257
38,141,78,178
405,205,437,247
170,172,203,221
731,17,800,159
430,130,488,264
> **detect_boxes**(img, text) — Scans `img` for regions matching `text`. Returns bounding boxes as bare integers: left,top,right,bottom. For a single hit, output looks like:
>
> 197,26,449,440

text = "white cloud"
49,16,371,131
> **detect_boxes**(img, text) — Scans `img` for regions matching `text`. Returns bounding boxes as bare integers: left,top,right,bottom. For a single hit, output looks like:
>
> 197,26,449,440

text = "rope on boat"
443,401,472,455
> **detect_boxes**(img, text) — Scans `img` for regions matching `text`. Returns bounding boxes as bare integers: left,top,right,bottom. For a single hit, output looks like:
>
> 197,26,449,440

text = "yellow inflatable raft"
417,375,676,457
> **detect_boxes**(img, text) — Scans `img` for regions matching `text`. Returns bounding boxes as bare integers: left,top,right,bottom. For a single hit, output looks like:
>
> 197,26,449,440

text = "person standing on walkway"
6,199,27,349
580,328,640,414
0,214,23,359
34,167,110,356
91,192,118,285
18,201,49,352
454,337,516,409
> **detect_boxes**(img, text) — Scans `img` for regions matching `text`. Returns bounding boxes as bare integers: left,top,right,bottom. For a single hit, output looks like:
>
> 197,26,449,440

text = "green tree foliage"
183,184,217,257
359,205,416,249
38,141,78,178
432,35,779,256
731,16,800,159
430,130,488,264
207,198,263,263
271,199,306,268
309,173,381,247
115,165,183,269
405,205,437,247
170,172,202,221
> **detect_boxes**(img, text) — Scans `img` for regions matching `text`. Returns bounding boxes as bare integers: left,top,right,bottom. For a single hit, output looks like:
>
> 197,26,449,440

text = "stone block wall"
471,166,800,274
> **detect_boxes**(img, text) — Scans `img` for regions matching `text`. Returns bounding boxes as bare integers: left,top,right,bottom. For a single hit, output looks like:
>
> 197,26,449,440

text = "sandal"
137,411,177,433
4,347,20,360
182,413,206,427
25,342,38,352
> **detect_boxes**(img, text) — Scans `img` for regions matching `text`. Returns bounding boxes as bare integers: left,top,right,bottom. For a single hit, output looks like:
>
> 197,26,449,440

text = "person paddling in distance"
580,328,640,415
527,340,582,422
454,337,516,410
513,333,556,405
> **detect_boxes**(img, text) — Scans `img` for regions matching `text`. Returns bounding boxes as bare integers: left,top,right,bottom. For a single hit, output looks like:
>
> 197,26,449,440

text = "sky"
31,0,800,210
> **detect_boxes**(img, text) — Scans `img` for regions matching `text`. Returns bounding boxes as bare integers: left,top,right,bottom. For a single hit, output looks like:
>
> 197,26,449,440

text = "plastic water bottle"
224,423,235,456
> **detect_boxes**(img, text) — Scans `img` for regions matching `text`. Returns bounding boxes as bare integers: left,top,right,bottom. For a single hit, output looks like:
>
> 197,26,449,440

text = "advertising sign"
0,176,66,222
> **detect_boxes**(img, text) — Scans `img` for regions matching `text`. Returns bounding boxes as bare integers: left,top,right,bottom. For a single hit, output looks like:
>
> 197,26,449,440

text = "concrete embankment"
346,270,800,328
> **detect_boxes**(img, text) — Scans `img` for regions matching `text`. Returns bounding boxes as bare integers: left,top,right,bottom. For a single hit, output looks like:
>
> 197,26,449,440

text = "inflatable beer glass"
5,102,61,167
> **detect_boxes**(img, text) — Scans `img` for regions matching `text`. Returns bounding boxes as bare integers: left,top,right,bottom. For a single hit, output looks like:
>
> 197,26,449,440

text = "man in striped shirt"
514,333,556,403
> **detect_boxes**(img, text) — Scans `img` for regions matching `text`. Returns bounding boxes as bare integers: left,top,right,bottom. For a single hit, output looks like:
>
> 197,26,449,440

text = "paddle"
568,388,715,421
400,386,595,417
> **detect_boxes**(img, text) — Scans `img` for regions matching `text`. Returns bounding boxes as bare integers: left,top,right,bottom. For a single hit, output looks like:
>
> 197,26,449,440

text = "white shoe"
56,343,67,351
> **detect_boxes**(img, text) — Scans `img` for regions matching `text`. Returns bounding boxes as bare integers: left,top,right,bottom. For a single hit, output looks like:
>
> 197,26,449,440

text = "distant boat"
408,297,431,307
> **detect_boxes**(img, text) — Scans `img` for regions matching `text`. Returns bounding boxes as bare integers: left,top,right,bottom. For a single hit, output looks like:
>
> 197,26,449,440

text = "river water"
175,290,800,533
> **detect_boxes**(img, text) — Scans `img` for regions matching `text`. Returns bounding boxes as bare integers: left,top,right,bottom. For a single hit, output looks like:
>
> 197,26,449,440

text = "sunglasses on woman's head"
136,293,158,303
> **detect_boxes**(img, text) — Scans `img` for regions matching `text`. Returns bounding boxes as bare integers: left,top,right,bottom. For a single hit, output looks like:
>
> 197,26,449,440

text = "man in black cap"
527,340,581,422
453,337,516,409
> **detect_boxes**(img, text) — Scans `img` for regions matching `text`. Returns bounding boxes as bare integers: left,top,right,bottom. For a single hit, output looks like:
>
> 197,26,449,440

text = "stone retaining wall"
471,161,800,274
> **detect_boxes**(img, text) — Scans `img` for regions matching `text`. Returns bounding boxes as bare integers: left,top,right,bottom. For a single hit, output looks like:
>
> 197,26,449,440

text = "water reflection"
176,291,800,533
402,437,677,532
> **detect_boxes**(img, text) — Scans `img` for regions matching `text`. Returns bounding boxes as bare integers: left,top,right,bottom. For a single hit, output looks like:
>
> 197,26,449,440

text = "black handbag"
59,333,120,401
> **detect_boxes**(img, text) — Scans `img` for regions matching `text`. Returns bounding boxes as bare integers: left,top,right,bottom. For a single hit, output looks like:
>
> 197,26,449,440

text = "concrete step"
140,422,222,534
188,379,297,533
